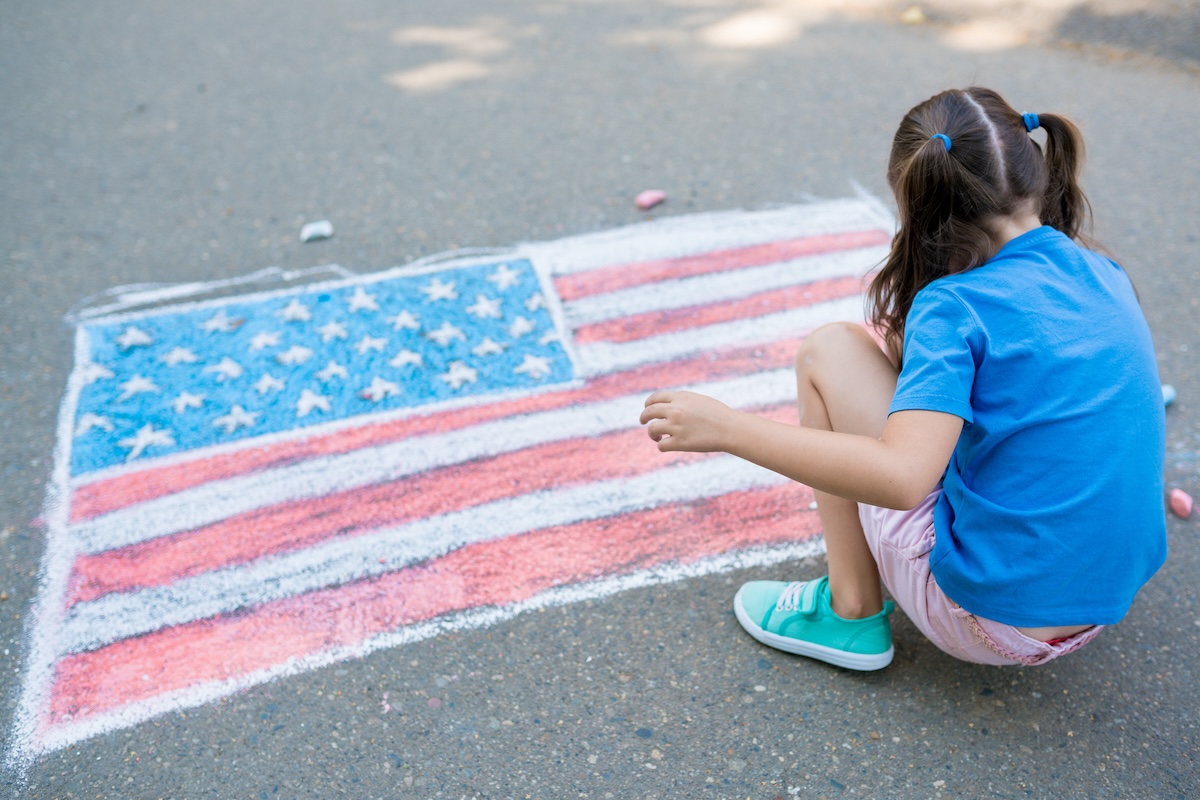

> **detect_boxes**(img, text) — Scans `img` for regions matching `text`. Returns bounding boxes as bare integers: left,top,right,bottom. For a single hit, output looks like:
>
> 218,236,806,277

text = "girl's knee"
795,322,874,374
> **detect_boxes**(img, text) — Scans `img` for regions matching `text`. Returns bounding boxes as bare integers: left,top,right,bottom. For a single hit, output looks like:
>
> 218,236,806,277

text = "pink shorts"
858,489,1103,666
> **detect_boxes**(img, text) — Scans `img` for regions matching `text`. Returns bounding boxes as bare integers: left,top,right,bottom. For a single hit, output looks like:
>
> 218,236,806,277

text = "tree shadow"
1055,4,1200,66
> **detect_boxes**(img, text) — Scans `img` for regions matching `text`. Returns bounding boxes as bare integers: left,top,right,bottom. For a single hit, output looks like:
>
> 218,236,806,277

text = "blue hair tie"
930,133,952,151
1023,112,1040,132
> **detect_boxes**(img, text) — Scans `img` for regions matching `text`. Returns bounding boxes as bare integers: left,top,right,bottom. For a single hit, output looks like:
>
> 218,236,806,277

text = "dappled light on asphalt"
695,8,813,49
384,20,540,93
386,59,494,93
941,18,1032,51
390,25,514,57
379,0,1198,94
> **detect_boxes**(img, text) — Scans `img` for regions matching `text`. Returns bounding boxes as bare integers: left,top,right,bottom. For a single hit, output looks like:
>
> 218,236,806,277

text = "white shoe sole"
733,586,894,671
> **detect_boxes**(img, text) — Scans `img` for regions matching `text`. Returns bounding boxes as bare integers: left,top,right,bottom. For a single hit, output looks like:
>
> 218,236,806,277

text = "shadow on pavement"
1056,3,1200,66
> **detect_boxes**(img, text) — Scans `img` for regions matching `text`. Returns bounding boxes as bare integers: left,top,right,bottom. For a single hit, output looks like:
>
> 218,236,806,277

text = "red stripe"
553,229,889,302
575,274,867,345
48,483,820,724
66,404,798,605
69,340,806,521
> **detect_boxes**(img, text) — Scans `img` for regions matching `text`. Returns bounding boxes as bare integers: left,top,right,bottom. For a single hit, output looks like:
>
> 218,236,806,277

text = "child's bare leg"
795,323,899,620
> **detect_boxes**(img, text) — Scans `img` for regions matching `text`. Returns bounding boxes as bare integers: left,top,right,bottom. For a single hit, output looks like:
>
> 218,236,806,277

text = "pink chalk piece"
1169,488,1193,519
635,189,666,210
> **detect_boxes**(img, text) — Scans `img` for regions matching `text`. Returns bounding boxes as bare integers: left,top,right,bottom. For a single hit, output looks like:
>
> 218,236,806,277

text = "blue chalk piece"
1162,384,1176,407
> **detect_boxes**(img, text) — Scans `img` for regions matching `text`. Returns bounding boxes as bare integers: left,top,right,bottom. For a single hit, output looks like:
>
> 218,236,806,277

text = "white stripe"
575,294,866,377
61,456,793,654
562,246,885,327
69,369,798,554
530,200,889,276
29,538,827,760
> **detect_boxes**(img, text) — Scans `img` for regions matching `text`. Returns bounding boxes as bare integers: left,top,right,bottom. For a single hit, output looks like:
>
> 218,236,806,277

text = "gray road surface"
2,1,1198,798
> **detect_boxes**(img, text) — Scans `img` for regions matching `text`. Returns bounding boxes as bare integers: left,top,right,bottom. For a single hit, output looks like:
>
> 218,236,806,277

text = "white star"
75,413,113,436
346,287,380,313
439,361,478,390
277,299,312,322
296,389,331,417
360,377,402,403
466,294,503,319
203,357,244,382
316,360,349,382
248,331,281,351
514,354,554,381
199,310,243,333
78,363,114,384
161,347,199,366
426,322,465,347
117,374,160,401
508,316,535,338
420,277,458,302
172,391,205,413
471,337,505,357
317,320,349,343
539,330,560,346
525,293,546,311
276,346,314,366
118,423,175,461
212,404,260,434
355,335,388,355
389,350,423,369
386,310,420,331
487,263,522,292
254,373,286,394
116,326,153,350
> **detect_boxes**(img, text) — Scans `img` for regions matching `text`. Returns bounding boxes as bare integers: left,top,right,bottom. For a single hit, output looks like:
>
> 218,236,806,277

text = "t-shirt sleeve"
889,287,978,423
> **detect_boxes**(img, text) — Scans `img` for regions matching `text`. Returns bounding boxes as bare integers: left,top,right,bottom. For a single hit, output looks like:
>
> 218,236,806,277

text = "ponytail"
1037,113,1092,241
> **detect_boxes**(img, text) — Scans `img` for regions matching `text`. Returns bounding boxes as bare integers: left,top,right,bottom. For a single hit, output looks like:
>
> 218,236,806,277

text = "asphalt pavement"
2,1,1198,798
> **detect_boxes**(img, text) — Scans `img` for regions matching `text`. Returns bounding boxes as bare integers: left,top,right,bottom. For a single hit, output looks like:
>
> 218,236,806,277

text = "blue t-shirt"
889,226,1166,627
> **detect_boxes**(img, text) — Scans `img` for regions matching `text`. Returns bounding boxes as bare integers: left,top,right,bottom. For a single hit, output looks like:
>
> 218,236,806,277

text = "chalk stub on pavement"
300,220,334,242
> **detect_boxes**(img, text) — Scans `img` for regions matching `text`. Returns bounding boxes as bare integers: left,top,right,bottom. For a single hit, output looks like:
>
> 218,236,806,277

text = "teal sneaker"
733,576,895,671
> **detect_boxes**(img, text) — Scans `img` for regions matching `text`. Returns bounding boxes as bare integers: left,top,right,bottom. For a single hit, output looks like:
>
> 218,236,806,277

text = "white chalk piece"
300,220,334,242
1162,384,1176,407
635,190,666,211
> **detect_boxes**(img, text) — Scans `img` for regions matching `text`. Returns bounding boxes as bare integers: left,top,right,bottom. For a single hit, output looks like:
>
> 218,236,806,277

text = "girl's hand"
639,390,739,453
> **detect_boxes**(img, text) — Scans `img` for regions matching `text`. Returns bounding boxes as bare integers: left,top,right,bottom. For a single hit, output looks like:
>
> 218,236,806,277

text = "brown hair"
868,87,1093,363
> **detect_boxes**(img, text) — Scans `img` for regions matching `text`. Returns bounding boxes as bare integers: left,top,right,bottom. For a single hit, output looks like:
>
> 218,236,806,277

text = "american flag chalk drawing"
11,198,893,763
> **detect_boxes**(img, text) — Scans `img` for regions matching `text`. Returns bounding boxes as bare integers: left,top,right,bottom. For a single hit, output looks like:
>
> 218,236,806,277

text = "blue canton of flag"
69,259,573,476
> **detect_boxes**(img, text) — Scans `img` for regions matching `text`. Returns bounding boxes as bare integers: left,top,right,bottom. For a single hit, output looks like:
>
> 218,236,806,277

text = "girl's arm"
639,390,962,510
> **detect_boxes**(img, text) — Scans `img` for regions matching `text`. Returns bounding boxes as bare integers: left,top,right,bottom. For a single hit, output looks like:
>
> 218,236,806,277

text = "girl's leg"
794,323,898,620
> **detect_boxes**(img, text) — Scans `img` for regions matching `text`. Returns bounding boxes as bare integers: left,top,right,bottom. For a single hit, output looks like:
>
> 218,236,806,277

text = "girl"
639,87,1167,670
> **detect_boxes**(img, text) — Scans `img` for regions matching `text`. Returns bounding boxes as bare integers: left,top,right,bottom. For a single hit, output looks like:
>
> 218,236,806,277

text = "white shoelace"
775,581,808,612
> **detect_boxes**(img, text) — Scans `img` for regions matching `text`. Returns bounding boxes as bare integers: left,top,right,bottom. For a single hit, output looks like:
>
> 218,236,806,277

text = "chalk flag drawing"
11,198,893,763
